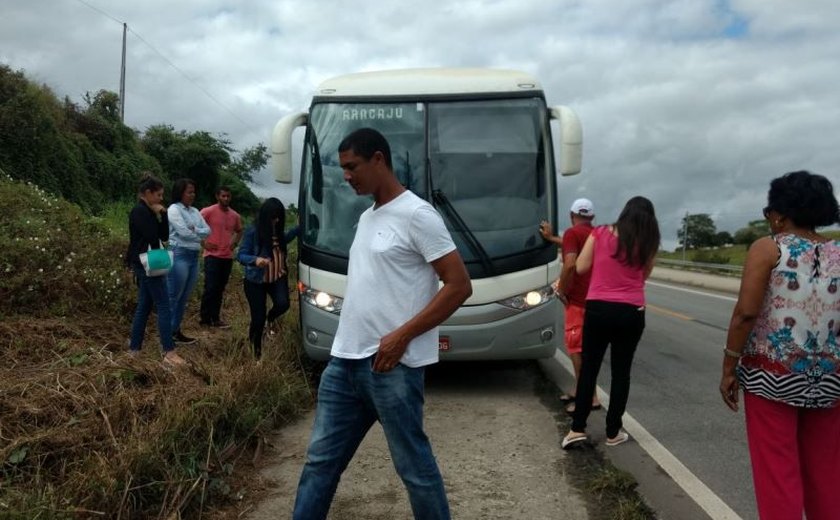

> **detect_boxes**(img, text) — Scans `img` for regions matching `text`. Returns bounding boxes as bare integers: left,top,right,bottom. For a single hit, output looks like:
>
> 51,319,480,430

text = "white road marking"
553,350,743,520
647,280,737,302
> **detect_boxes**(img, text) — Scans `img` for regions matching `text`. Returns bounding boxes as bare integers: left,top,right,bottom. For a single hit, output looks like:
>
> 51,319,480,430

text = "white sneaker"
605,430,630,447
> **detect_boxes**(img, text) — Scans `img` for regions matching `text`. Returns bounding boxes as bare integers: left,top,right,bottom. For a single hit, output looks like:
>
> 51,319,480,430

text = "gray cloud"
2,0,838,249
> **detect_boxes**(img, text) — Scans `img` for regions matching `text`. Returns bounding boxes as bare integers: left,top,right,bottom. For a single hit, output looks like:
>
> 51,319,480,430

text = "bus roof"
314,68,543,98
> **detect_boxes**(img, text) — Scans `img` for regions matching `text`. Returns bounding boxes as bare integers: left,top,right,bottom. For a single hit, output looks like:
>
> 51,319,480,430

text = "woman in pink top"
562,196,660,449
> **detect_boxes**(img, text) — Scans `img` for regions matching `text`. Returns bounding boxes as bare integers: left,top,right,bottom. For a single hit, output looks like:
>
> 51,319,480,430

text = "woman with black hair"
719,171,840,519
167,178,211,344
237,198,296,359
125,173,186,367
563,196,660,449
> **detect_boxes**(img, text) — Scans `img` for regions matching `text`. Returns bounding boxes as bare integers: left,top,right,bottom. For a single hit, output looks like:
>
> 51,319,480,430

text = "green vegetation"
661,228,840,268
0,174,313,518
587,468,656,520
0,64,262,216
0,64,313,518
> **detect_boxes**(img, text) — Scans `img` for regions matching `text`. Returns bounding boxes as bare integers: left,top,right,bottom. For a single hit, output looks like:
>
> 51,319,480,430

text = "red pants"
744,392,840,520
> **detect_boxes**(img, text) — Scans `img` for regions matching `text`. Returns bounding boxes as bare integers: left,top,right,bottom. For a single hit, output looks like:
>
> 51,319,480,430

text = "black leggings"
243,277,290,358
571,300,646,438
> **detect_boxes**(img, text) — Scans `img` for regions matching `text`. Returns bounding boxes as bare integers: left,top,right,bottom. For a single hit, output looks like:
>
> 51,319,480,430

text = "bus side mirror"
271,111,308,183
549,105,582,176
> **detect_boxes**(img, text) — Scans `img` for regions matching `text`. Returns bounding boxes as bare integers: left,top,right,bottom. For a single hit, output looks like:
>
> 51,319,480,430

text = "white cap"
570,198,594,216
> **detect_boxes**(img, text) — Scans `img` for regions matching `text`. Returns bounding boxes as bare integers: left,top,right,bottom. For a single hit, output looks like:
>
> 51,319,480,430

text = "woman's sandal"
562,431,589,449
605,430,630,447
565,402,603,414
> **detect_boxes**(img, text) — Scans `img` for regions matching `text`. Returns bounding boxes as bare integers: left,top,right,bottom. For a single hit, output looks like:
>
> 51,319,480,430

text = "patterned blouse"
738,234,840,408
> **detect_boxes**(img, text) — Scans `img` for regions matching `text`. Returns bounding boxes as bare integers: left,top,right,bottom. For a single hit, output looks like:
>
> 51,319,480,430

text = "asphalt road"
590,280,758,519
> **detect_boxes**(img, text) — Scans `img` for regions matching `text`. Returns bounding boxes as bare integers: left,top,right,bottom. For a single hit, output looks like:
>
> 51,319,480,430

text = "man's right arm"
372,250,471,372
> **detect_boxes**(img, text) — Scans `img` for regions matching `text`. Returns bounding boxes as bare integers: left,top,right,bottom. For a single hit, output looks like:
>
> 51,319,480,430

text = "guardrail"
656,258,743,275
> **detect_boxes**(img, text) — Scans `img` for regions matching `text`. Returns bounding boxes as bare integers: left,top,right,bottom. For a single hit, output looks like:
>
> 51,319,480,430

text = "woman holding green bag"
125,173,186,367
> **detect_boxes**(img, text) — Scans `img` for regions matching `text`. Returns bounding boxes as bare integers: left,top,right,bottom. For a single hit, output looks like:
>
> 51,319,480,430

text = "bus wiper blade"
432,189,495,276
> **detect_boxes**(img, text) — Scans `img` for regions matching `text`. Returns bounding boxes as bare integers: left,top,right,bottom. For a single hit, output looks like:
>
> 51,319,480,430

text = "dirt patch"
238,361,590,519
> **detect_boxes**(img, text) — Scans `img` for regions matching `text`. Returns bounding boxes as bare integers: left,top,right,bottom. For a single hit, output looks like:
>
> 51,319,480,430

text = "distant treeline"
0,63,265,216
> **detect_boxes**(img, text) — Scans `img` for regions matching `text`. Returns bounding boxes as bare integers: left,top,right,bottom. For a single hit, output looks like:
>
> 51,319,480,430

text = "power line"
73,0,256,131
126,28,254,129
74,0,123,24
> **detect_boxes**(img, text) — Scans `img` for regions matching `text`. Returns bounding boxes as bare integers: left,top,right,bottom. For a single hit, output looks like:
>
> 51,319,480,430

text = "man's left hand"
373,330,409,372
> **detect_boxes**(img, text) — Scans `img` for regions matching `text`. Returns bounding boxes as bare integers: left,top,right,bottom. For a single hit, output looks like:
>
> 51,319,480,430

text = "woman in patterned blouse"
720,170,840,520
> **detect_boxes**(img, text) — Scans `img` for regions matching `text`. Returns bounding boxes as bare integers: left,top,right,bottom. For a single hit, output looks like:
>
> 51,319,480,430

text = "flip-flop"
592,404,603,410
562,432,588,449
559,393,575,402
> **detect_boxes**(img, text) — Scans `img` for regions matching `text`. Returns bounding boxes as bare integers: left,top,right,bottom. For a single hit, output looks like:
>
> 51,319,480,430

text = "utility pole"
119,22,127,123
681,211,689,261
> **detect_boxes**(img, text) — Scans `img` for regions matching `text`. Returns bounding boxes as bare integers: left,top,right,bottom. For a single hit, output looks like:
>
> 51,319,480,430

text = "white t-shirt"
331,190,457,367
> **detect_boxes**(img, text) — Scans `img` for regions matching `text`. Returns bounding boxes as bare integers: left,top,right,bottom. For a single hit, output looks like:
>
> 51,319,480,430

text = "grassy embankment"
0,174,314,518
658,228,840,268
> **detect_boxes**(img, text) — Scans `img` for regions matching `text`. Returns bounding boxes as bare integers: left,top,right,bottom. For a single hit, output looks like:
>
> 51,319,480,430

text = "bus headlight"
497,285,555,310
299,284,343,314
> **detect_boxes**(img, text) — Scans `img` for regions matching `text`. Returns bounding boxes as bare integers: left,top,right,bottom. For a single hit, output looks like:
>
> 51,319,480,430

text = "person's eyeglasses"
762,206,772,219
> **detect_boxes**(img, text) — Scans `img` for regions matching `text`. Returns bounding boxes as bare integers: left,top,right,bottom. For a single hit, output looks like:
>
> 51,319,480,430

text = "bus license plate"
438,337,450,351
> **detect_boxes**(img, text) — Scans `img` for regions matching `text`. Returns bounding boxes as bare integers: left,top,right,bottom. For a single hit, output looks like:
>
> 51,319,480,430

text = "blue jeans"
293,357,450,520
129,267,175,352
167,247,200,334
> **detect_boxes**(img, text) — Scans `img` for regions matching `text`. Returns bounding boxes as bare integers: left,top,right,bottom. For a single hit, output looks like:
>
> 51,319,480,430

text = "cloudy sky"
3,0,839,249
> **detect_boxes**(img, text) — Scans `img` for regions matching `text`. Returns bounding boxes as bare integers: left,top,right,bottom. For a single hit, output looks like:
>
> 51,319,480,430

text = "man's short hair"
338,128,393,170
216,185,232,196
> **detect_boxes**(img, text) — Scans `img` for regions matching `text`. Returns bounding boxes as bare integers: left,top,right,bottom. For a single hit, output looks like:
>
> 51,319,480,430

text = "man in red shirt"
540,198,601,413
199,186,243,328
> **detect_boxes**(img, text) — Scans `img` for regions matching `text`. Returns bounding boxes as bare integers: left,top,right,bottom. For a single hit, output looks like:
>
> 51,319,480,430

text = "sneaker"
128,349,141,358
605,430,630,447
173,331,197,344
212,320,231,329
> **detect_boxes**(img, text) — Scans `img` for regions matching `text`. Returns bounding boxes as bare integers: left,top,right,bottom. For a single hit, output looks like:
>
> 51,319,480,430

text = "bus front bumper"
300,299,561,362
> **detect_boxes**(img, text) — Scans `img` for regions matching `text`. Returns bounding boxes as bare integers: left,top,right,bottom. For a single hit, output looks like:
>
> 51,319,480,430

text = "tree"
677,213,718,249
226,143,269,183
733,219,770,246
141,126,232,206
714,231,733,247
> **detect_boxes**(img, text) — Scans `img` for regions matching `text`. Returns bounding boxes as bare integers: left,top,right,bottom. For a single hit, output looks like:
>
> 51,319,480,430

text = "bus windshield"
301,98,552,272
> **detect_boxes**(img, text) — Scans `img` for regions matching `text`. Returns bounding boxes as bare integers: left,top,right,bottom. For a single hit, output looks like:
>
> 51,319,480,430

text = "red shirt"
561,222,593,306
200,204,242,259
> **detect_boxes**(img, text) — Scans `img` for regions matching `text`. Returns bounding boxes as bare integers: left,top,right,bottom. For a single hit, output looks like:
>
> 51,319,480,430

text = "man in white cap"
540,198,602,413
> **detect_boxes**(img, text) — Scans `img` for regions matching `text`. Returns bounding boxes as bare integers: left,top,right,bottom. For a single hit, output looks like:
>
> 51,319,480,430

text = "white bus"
271,68,582,361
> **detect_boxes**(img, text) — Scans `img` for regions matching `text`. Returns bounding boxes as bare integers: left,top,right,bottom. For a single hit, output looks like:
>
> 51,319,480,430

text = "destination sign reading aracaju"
342,107,404,120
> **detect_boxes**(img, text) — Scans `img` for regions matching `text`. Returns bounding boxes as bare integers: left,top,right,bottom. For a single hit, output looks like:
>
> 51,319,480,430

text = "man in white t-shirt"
293,128,472,520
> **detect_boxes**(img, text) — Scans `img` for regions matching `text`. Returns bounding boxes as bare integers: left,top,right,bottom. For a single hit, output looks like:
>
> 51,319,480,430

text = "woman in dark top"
126,174,185,367
237,198,295,359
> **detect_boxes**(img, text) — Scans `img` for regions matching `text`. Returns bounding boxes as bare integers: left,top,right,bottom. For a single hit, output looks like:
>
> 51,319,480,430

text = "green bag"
139,242,173,276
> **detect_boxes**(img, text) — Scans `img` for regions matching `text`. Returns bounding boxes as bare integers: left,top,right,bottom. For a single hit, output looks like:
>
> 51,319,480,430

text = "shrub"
0,174,132,318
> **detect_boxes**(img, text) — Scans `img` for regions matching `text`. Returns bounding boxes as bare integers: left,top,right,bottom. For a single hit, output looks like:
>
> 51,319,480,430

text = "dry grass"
0,286,313,519
0,173,314,519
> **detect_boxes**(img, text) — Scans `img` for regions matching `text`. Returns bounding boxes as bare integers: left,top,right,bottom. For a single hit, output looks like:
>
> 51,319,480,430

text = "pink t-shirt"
200,204,242,259
585,226,646,307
